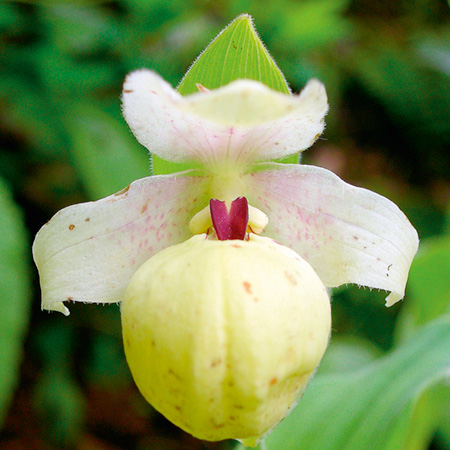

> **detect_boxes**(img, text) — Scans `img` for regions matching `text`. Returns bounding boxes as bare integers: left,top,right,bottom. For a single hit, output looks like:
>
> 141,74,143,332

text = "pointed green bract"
178,14,290,95
153,14,294,175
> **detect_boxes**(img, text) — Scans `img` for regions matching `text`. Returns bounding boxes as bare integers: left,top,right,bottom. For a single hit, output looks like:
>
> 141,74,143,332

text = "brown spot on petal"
211,358,222,368
68,224,75,230
123,89,133,93
284,271,298,285
85,217,90,222
67,297,73,301
243,281,252,294
270,377,278,386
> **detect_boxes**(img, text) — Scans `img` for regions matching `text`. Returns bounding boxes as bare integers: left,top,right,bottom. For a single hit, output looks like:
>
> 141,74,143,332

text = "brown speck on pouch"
243,281,252,294
284,271,298,285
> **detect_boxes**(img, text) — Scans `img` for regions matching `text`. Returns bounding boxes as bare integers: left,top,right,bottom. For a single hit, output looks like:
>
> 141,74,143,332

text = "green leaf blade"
236,317,450,450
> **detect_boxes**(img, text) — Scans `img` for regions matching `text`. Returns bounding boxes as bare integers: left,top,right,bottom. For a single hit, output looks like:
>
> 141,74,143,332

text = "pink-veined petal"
122,70,328,168
244,163,419,305
32,171,210,315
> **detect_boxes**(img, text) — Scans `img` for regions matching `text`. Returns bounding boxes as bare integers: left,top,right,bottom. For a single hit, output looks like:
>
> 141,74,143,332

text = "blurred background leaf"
67,103,149,199
0,179,32,427
32,321,86,447
396,235,450,344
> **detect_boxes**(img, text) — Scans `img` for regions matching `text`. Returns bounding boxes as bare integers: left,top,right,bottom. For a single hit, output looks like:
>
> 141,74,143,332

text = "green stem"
258,441,267,450
245,440,267,450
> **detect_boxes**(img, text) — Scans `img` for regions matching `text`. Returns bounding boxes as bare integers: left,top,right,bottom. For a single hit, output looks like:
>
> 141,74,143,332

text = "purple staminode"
210,197,249,240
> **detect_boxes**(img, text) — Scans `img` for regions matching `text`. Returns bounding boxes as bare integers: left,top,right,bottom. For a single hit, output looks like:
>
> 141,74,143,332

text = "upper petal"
244,163,419,305
122,70,328,168
33,171,210,315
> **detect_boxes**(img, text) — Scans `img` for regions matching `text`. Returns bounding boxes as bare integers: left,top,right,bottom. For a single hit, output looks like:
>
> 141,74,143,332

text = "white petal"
244,163,419,305
33,172,210,315
122,70,328,168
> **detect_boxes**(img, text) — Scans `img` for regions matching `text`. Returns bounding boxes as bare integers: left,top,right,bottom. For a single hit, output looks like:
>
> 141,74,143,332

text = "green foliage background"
0,1,449,449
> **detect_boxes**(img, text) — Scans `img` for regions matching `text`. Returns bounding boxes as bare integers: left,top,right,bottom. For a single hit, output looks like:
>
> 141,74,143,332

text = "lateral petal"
244,163,419,305
33,171,210,315
122,70,328,168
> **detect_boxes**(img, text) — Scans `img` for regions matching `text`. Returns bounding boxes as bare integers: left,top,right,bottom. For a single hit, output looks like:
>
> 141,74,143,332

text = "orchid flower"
32,69,418,446
33,70,418,316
